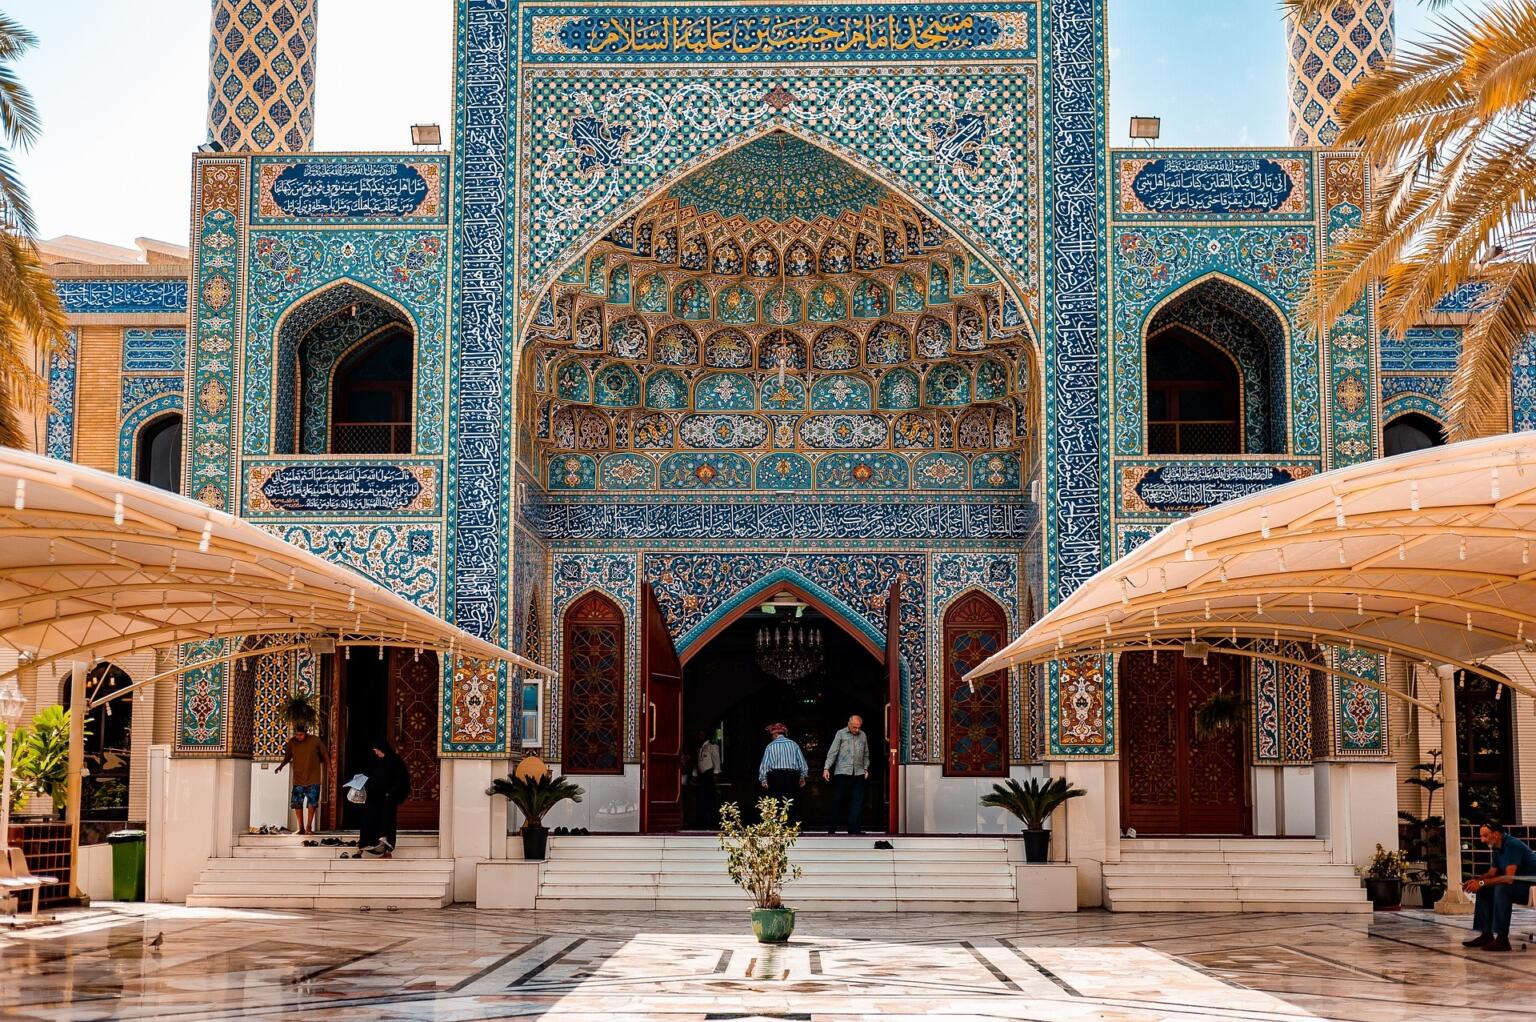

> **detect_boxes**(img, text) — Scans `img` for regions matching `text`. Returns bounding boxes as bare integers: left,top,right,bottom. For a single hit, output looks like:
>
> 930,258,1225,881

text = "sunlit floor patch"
2,906,1532,1021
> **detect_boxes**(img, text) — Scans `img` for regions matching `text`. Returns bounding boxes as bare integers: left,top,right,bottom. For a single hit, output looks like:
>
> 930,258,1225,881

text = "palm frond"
1296,0,1536,439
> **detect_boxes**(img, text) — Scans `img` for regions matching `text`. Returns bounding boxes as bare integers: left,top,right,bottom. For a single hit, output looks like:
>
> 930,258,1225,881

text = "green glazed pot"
750,907,795,943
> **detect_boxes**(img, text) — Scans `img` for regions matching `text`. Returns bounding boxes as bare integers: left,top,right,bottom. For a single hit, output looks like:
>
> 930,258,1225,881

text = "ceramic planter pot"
521,825,549,860
1364,877,1402,910
750,907,795,943
1021,828,1051,864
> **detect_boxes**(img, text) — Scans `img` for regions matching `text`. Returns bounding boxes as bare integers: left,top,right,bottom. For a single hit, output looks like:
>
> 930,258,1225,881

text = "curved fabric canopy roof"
0,448,549,682
968,433,1536,700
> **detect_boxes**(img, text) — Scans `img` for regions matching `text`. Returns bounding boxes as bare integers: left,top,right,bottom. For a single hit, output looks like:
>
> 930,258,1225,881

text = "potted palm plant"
980,776,1086,863
486,766,583,860
1399,750,1447,906
719,797,804,943
1358,843,1409,910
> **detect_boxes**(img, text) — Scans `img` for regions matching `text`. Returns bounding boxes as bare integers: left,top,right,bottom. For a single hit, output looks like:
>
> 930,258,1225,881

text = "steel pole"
1,728,13,851
66,662,86,900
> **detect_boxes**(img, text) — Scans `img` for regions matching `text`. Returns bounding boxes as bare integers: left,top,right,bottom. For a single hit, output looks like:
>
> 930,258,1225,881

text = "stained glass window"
562,592,625,773
943,592,1008,776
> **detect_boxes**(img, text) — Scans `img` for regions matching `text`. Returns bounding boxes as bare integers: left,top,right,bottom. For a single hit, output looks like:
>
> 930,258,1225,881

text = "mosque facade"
25,0,1536,903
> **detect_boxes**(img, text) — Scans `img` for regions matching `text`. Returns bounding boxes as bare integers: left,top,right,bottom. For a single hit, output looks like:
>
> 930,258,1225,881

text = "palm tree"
1283,0,1536,439
0,13,67,449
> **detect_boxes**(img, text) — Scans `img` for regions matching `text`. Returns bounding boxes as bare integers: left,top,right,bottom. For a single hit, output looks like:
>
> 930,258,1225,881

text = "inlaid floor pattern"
4,906,1532,1021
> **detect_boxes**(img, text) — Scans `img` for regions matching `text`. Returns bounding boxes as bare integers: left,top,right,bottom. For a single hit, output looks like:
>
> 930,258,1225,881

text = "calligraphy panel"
243,461,441,515
1117,461,1317,517
252,155,449,224
1114,151,1313,221
524,4,1037,62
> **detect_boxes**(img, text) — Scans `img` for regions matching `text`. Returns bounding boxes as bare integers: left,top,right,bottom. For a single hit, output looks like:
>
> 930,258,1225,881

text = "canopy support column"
1433,664,1472,915
66,661,87,900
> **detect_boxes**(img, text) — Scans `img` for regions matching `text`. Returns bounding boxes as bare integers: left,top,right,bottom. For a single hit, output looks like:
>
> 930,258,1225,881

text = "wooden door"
388,649,442,830
642,583,685,832
1121,651,1246,835
885,581,902,834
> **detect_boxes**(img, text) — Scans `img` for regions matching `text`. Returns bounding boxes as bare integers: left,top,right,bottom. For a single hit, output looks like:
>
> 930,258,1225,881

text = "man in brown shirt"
276,724,328,835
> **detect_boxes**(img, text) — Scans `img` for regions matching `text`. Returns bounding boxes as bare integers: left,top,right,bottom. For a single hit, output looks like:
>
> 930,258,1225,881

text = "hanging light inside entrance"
756,621,824,682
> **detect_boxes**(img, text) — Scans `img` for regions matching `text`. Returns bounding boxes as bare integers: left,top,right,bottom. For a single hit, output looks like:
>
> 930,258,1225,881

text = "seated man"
1462,820,1536,953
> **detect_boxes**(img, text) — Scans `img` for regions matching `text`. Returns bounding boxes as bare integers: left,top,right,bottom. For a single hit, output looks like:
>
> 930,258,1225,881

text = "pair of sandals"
302,837,353,848
550,826,590,836
249,825,288,835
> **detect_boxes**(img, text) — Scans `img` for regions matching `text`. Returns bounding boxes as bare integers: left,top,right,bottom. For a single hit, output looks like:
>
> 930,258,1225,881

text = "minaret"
206,0,317,152
1286,1,1394,147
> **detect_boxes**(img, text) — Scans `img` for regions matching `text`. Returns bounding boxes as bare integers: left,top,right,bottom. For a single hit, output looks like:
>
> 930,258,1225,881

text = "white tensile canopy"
966,432,1536,912
0,448,549,901
0,447,547,678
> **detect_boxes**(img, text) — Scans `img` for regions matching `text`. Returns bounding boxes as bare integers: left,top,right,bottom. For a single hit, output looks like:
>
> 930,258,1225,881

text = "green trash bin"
106,829,147,902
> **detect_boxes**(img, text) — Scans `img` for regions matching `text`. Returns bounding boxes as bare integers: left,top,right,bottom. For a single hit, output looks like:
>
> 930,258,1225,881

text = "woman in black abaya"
358,738,411,857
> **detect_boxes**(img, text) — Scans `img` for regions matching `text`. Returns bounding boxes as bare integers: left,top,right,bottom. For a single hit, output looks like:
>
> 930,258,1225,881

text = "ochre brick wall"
71,325,122,474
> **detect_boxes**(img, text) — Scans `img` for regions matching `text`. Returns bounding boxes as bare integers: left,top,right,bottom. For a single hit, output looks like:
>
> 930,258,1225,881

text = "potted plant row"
980,776,1085,863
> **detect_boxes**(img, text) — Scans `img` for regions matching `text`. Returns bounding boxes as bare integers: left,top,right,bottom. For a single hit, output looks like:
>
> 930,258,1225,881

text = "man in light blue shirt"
758,722,808,818
822,715,871,834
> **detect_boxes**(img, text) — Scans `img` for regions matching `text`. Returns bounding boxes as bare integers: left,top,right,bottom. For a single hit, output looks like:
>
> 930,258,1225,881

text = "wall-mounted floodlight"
1129,116,1161,142
411,124,442,148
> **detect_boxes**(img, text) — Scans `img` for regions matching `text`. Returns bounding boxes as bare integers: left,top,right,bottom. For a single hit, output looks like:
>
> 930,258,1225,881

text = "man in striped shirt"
757,723,809,817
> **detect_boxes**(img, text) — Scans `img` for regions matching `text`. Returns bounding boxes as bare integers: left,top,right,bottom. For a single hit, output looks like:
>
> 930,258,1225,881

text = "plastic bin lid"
106,829,147,841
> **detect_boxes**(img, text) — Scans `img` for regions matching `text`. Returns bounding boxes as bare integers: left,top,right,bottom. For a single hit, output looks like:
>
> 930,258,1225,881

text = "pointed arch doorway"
643,579,901,834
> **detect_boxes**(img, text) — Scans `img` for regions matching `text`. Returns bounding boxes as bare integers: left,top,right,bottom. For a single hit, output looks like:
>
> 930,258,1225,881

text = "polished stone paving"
2,904,1534,1020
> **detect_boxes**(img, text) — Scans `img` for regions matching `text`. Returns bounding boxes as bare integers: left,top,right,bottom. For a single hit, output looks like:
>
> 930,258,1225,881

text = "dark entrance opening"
682,605,885,832
1455,670,1516,825
325,647,442,832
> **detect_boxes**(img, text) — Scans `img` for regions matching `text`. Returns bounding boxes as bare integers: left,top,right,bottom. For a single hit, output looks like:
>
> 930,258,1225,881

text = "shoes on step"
873,840,893,850
1462,933,1493,948
1484,937,1513,953
320,837,342,846
302,840,318,847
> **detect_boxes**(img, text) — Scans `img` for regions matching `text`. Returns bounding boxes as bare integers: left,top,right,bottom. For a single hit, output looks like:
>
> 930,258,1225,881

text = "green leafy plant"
979,776,1086,831
1,720,32,813
1359,843,1410,881
1399,750,1447,891
87,777,127,811
17,706,82,814
280,692,318,730
485,771,584,830
718,798,803,909
1193,691,1243,742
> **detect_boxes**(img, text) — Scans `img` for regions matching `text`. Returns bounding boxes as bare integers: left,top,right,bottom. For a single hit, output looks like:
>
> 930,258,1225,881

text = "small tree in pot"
1359,843,1409,910
281,692,318,732
719,797,804,943
980,776,1086,863
487,758,583,860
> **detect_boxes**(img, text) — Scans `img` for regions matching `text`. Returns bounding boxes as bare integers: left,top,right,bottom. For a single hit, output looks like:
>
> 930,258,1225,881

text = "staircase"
185,832,453,910
1103,838,1370,913
535,835,1018,912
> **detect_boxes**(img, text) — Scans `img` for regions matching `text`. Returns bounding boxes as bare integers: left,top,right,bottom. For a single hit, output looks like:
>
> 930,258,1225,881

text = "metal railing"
1148,420,1241,455
329,422,412,455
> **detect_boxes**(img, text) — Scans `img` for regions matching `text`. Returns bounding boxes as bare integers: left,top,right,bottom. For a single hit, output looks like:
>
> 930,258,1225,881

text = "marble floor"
2,904,1533,1021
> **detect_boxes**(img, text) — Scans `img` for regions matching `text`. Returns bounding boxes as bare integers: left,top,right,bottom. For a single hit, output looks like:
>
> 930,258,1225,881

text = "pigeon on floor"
148,932,163,948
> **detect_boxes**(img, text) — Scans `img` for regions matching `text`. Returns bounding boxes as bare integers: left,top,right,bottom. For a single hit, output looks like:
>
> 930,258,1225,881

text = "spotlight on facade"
1129,116,1161,142
196,140,224,153
411,123,442,148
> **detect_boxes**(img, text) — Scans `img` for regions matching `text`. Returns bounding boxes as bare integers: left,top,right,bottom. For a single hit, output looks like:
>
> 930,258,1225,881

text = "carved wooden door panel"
1121,651,1247,835
1183,655,1246,834
1121,651,1182,834
389,649,442,830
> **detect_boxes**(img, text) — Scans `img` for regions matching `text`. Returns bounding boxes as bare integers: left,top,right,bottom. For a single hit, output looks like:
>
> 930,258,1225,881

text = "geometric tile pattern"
1286,1,1395,147
207,0,316,152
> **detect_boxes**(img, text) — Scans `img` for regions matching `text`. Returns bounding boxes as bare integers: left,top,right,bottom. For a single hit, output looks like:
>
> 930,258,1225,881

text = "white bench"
2,847,58,919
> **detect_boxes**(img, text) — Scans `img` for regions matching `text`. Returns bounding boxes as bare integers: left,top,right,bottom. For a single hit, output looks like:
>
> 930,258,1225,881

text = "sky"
6,0,1455,249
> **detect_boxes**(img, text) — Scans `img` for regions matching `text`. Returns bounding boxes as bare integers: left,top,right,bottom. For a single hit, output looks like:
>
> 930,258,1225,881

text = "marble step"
1105,860,1356,877
545,836,1008,850
202,856,453,872
532,896,1018,913
191,879,452,897
1120,838,1326,852
540,859,1013,876
543,847,1011,863
1105,872,1360,891
231,844,441,859
186,891,452,910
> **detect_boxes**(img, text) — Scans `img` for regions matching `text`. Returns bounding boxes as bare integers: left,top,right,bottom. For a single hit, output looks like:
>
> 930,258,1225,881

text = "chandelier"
755,622,823,682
